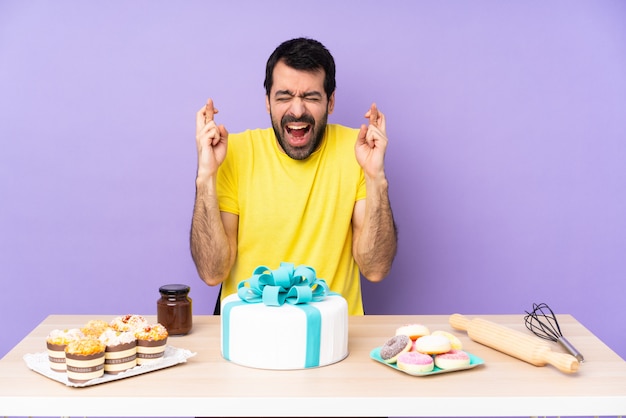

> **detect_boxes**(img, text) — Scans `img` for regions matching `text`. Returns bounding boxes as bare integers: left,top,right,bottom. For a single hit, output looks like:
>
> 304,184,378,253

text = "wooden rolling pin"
449,313,579,374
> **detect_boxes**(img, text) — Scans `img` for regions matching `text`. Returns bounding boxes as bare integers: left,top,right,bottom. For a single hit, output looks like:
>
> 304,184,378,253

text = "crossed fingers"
204,98,218,125
365,103,385,132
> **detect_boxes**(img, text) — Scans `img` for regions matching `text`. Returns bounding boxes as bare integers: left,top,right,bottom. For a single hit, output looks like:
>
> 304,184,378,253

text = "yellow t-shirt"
216,124,367,315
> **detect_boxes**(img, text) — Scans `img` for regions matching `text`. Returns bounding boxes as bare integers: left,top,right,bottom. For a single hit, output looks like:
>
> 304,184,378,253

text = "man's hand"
195,98,229,181
355,103,388,180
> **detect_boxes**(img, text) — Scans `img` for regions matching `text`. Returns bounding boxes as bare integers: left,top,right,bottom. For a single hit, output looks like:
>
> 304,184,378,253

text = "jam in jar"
157,284,192,335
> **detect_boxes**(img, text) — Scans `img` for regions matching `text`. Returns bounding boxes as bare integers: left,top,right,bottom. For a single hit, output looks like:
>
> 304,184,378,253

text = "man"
191,38,397,315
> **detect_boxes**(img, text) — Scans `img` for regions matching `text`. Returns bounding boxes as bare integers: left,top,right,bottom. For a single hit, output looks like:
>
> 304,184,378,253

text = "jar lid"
159,284,190,295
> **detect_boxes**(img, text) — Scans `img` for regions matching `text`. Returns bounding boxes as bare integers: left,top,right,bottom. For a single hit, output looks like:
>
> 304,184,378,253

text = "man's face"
266,60,335,160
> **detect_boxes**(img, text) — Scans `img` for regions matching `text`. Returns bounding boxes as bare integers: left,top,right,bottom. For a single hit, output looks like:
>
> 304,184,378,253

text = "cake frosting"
65,338,106,356
110,315,149,332
134,323,168,341
81,320,111,338
99,329,137,346
221,262,349,370
46,328,84,346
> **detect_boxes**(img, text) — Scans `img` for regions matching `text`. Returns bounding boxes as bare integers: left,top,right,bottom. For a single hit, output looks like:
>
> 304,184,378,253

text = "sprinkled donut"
397,351,434,374
434,349,471,370
380,334,412,364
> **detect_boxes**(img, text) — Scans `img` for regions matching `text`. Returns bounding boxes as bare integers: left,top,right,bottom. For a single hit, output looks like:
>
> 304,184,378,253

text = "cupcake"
135,323,168,365
46,328,84,372
99,329,137,374
81,319,111,338
64,338,106,383
110,314,149,333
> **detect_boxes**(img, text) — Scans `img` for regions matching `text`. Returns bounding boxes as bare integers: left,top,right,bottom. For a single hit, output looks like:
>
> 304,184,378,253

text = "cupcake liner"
136,338,167,365
65,352,105,383
46,342,66,372
104,341,137,374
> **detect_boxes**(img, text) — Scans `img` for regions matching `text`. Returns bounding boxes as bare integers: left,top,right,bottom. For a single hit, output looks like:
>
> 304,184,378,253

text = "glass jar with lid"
157,284,192,335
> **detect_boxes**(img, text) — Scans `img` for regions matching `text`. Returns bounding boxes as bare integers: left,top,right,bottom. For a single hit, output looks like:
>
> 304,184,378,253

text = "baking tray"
370,347,484,376
24,345,196,387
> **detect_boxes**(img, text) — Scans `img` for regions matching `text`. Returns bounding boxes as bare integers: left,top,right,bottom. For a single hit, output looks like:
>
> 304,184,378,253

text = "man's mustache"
281,114,315,126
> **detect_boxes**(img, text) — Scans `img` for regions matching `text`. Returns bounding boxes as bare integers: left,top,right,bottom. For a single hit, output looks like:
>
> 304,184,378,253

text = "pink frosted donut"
380,334,411,364
395,323,430,341
413,335,452,355
434,349,471,370
397,351,434,374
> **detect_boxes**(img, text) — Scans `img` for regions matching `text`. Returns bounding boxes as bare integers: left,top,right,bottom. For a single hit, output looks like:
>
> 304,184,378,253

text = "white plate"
24,345,196,387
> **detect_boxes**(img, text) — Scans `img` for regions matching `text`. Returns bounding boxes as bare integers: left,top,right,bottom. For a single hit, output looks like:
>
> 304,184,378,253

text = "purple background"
1,0,625,364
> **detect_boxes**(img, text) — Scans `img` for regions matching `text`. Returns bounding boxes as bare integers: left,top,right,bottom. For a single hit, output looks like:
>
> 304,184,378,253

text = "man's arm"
190,183,238,286
352,103,398,282
190,99,237,286
351,180,397,282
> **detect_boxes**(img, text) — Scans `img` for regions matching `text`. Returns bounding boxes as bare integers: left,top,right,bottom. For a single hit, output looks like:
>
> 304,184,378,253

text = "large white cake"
220,263,349,370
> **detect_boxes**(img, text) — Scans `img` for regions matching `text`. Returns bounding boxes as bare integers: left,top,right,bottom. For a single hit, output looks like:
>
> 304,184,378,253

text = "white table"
1,314,625,417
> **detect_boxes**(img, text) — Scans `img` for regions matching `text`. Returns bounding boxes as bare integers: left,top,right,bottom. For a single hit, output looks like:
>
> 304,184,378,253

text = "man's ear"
265,95,270,114
328,92,335,115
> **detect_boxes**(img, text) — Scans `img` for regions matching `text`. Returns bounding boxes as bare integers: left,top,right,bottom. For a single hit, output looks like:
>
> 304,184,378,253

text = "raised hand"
355,103,388,180
195,98,229,181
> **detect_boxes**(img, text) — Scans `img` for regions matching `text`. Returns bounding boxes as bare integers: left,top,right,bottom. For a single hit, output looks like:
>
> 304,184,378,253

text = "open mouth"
286,124,312,138
284,123,312,146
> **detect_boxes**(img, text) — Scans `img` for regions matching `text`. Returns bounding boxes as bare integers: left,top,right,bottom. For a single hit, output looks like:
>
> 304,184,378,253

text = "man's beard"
271,111,328,160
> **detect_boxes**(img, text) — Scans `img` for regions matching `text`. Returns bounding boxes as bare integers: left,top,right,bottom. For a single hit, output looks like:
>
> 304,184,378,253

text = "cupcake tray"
23,345,196,387
370,346,484,376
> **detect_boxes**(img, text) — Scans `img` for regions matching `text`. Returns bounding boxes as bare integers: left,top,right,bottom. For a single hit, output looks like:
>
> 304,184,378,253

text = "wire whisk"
524,302,584,362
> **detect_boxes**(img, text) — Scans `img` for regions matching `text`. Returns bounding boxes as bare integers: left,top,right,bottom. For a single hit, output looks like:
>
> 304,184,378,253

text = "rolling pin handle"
543,349,580,373
449,313,470,331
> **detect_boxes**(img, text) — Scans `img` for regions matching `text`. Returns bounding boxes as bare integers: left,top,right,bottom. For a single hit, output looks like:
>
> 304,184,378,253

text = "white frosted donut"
431,330,463,350
397,351,434,374
434,349,471,370
380,334,412,364
395,323,430,341
413,335,451,355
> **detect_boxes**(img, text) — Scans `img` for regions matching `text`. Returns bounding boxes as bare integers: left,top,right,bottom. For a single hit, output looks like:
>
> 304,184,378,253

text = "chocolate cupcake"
64,338,106,383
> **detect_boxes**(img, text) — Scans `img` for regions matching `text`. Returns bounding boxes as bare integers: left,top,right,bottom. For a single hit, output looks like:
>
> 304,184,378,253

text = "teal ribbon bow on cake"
237,262,329,306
